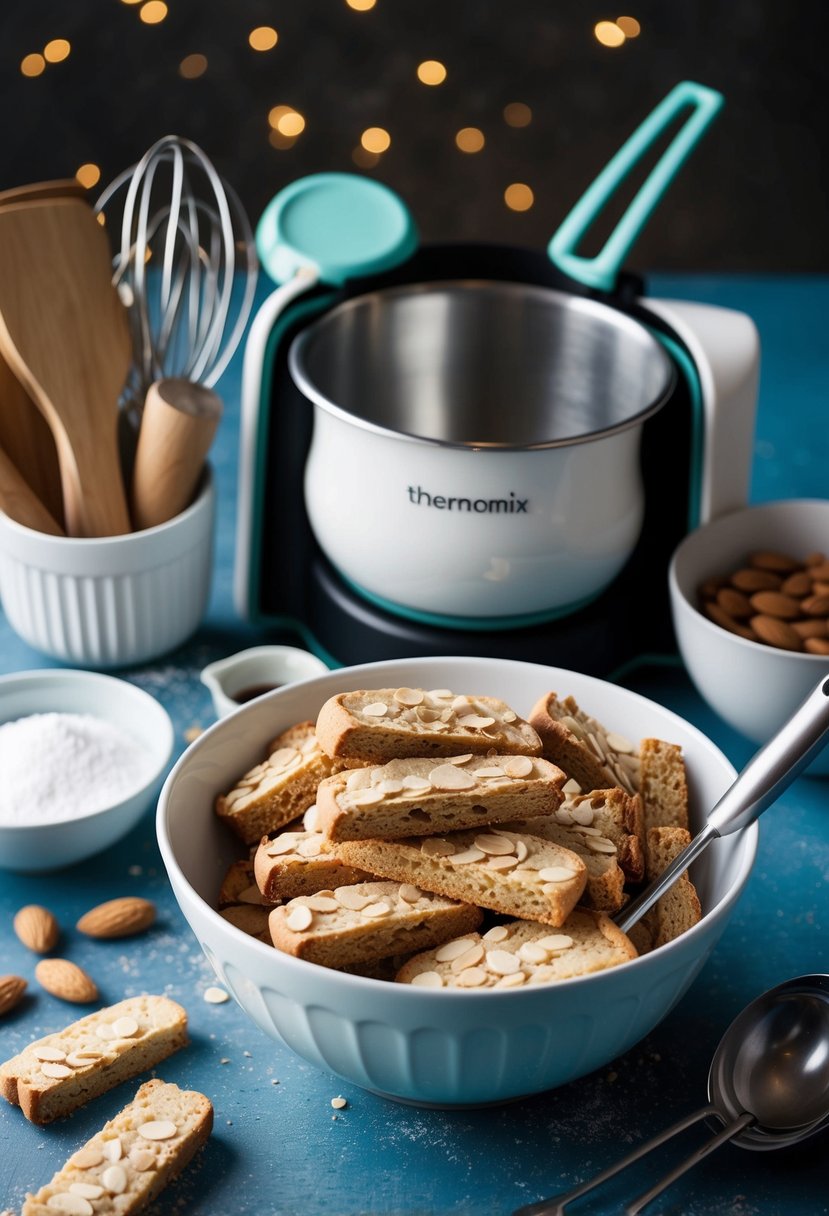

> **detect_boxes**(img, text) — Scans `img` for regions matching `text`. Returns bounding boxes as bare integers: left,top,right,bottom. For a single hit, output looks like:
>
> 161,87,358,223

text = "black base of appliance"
252,243,696,675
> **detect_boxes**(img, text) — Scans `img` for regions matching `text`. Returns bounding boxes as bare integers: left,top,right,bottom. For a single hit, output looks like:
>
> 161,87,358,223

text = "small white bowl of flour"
0,669,174,872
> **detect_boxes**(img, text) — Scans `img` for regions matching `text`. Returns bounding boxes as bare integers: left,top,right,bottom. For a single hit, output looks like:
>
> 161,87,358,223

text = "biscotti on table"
22,1078,212,1216
0,995,188,1125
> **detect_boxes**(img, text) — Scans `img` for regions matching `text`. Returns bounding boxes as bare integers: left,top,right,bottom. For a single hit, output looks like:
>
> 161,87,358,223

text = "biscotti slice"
269,881,482,968
254,827,371,902
528,692,640,795
215,720,352,845
219,904,272,942
505,816,625,912
396,910,637,989
336,829,587,927
553,787,645,884
317,753,565,843
315,687,541,763
640,738,689,832
218,858,272,908
0,996,187,1126
645,826,702,948
22,1078,212,1216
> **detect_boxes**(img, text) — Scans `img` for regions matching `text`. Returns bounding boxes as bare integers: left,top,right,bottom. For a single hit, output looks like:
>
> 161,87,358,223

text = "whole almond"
715,587,753,619
0,974,27,1016
780,571,814,598
748,590,802,620
35,959,98,1004
76,897,156,939
731,568,781,593
807,562,829,582
13,904,60,954
793,618,829,640
750,614,803,651
749,550,800,573
804,637,829,655
800,594,829,617
703,602,758,641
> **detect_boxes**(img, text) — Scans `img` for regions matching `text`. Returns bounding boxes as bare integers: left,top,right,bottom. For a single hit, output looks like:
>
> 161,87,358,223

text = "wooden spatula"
0,441,64,534
0,197,132,536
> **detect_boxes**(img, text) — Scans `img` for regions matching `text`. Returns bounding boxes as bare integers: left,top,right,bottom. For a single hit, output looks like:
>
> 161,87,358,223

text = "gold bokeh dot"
504,182,534,212
43,39,71,63
352,146,380,168
76,163,102,189
179,53,208,78
361,126,391,153
417,59,447,85
346,0,377,9
269,130,298,150
139,1,168,24
268,105,305,136
249,26,278,50
455,127,485,153
120,0,143,5
503,102,532,128
594,20,626,46
616,15,641,36
20,53,46,77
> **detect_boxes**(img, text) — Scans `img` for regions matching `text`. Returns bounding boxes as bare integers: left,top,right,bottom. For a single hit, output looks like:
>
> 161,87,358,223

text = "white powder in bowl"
0,712,156,826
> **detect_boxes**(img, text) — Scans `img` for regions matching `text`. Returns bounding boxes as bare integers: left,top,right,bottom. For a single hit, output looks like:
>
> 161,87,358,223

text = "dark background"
2,0,828,271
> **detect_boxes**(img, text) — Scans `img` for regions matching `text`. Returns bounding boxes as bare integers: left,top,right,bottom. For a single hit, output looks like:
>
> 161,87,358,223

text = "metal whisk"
96,134,258,429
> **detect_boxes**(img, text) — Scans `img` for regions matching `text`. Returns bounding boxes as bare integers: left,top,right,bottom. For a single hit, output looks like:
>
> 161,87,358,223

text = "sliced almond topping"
538,866,578,883
34,1046,67,1062
518,942,550,964
346,769,373,792
421,837,456,857
138,1120,178,1141
378,778,404,795
486,854,519,871
297,837,323,858
457,714,496,730
47,1196,94,1216
334,888,372,911
450,943,485,972
398,883,423,903
474,834,515,856
266,835,299,856
562,778,582,796
455,966,488,988
69,1185,104,1200
361,901,392,919
482,924,510,943
411,970,443,988
268,747,300,772
555,808,575,826
101,1165,127,1194
112,1016,139,1038
428,688,454,700
303,804,319,832
473,765,505,779
428,764,477,791
570,804,595,827
129,1147,157,1171
606,730,634,754
66,1051,103,1068
577,825,602,837
348,788,385,807
448,847,486,865
102,1137,122,1162
203,986,230,1003
400,774,431,791
486,949,521,975
69,1147,104,1169
514,840,529,863
416,706,440,723
446,754,473,765
305,896,338,912
586,837,617,854
362,702,388,717
495,971,526,988
503,755,533,778
537,934,574,952
435,937,479,962
286,905,314,932
41,1062,73,1079
394,687,424,706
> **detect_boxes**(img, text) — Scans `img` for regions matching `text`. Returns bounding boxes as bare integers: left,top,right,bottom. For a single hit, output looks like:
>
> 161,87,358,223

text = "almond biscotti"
254,827,371,902
645,825,702,947
336,829,587,927
22,1078,212,1216
640,738,689,833
215,720,353,845
528,692,640,795
396,910,637,989
315,687,541,763
218,858,269,908
269,881,482,968
553,787,645,884
1,996,188,1126
316,753,565,843
505,816,625,912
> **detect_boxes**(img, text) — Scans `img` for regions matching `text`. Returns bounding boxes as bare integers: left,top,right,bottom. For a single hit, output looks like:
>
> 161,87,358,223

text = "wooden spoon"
131,379,221,530
0,442,64,535
0,197,132,536
0,178,88,207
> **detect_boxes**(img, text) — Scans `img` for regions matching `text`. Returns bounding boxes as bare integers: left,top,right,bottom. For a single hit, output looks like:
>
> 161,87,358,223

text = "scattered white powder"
0,712,155,825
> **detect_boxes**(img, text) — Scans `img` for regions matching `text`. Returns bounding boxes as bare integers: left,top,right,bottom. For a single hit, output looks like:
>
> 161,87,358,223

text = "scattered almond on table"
0,975,27,1016
34,959,99,1004
76,896,156,939
699,549,829,653
13,904,60,954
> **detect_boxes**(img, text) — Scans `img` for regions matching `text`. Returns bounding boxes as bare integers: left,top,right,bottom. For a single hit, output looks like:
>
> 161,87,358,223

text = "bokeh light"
268,105,305,136
43,39,71,63
504,182,534,211
361,126,391,153
249,26,278,50
75,164,102,189
417,60,447,85
139,2,168,25
503,102,532,128
346,0,377,9
594,20,626,46
20,54,45,77
455,127,485,153
616,15,641,36
179,53,208,79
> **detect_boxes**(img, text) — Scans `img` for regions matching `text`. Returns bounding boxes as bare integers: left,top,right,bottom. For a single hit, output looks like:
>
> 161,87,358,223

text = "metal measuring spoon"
514,975,829,1216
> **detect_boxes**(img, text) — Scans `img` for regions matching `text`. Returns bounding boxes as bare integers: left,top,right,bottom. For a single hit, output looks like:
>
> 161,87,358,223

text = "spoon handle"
625,1111,754,1215
511,1105,717,1216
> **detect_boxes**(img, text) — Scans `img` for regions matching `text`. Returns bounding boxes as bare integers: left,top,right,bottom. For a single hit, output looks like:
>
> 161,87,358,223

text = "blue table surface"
1,274,828,1216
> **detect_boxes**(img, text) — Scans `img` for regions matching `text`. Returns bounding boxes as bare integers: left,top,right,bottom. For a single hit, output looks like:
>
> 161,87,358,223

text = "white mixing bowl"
157,656,756,1106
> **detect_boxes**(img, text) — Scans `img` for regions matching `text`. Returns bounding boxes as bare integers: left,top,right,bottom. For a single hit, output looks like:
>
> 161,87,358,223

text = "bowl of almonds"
669,498,829,773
